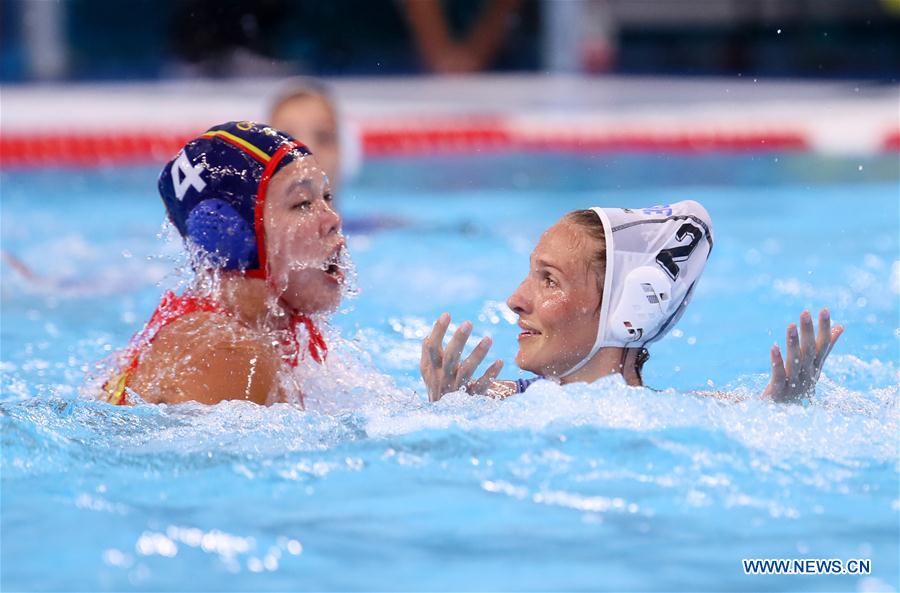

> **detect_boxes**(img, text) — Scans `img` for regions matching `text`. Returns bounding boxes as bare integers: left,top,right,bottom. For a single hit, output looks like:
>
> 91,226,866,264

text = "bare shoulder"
129,312,283,405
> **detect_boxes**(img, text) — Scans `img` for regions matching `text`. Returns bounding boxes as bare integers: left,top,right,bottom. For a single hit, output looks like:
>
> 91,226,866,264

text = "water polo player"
420,200,843,403
269,78,345,191
101,121,347,406
267,77,406,234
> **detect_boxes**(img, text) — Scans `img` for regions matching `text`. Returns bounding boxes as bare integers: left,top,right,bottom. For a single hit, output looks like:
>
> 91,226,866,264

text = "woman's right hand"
420,313,504,402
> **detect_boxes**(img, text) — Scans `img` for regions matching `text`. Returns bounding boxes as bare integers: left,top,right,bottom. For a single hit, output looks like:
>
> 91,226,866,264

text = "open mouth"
518,322,541,340
323,245,345,283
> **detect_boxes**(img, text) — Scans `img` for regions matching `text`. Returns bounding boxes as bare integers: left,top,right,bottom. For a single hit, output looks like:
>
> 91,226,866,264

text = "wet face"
264,156,344,314
271,95,340,189
506,219,603,377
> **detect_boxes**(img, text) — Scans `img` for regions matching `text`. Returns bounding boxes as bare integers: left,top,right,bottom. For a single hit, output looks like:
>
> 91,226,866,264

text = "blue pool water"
1,153,898,592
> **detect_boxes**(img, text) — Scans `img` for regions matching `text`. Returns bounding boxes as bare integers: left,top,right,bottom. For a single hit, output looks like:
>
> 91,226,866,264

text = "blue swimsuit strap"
515,376,542,393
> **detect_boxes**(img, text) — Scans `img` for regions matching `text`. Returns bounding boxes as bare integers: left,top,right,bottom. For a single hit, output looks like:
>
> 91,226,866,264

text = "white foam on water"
2,343,896,466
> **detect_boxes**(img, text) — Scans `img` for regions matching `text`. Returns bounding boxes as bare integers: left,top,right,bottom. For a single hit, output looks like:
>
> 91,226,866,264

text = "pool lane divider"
1,122,897,168
361,127,810,155
883,130,900,152
0,132,194,168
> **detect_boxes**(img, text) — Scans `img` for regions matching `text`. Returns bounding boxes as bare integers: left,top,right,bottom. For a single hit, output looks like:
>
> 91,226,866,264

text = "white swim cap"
560,200,714,378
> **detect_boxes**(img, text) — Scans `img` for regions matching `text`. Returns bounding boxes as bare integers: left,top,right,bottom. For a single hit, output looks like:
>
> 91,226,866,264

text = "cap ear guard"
185,199,257,270
605,266,674,343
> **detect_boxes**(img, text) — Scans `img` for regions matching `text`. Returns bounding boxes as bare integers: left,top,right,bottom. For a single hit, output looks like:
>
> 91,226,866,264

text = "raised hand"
420,313,504,402
764,308,843,403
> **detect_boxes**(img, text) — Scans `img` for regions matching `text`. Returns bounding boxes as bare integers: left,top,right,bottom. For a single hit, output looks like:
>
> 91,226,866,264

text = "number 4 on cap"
171,150,207,200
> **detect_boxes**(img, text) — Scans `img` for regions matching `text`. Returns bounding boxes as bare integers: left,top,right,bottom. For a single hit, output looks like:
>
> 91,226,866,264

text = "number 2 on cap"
656,223,703,280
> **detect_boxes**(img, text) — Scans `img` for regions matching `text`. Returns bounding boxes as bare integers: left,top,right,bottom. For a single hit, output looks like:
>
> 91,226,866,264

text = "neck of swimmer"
558,347,644,387
215,274,293,331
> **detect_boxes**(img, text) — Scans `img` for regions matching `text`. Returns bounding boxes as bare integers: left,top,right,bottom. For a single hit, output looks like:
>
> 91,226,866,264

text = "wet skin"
127,155,344,405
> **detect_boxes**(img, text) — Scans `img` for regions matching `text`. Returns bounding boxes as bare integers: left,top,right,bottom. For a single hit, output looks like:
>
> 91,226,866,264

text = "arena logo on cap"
643,204,673,216
171,150,206,200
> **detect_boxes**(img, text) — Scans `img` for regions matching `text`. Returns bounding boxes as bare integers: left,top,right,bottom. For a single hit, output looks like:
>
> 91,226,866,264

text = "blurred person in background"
268,78,349,192
401,0,523,74
267,77,406,233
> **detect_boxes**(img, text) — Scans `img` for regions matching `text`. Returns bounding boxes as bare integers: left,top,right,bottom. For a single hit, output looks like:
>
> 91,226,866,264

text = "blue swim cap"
159,121,312,277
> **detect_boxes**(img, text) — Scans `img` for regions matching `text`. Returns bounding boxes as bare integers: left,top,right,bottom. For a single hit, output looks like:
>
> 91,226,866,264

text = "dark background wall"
2,0,898,82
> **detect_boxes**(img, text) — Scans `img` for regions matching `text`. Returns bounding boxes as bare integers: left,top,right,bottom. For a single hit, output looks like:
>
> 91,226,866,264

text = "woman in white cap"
420,201,843,404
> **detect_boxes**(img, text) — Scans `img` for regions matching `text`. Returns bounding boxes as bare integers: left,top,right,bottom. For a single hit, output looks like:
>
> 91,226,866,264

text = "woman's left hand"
764,308,843,403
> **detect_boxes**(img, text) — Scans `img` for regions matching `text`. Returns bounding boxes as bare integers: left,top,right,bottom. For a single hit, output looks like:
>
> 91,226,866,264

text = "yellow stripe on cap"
201,130,271,163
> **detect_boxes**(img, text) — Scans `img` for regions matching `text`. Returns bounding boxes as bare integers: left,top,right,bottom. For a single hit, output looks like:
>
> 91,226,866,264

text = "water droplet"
777,28,782,34
286,539,303,555
247,557,264,572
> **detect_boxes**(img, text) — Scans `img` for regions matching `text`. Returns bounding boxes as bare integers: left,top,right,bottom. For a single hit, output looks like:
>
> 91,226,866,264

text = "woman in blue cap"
103,121,346,407
420,201,843,404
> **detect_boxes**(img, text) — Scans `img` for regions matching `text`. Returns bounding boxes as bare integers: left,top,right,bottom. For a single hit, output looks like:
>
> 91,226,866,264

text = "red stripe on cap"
248,140,309,279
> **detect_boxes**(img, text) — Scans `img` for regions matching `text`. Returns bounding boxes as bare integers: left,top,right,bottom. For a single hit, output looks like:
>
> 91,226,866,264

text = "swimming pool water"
2,153,898,591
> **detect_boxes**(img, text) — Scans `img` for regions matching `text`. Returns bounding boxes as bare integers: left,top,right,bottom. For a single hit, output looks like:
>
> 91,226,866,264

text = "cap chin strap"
285,314,328,366
247,140,308,280
558,207,615,379
246,141,329,378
